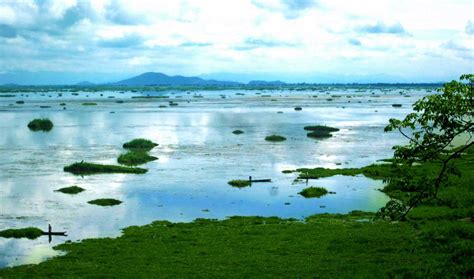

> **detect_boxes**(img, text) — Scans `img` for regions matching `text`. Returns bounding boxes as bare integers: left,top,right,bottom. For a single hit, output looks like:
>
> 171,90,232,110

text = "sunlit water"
0,88,429,267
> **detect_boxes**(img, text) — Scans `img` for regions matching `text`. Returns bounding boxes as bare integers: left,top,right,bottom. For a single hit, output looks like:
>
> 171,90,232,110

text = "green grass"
228,179,251,188
265,134,286,142
64,162,147,175
122,138,158,151
299,186,328,198
88,199,122,207
27,118,53,132
0,227,43,239
118,151,158,166
81,102,97,106
232,130,244,135
55,185,85,195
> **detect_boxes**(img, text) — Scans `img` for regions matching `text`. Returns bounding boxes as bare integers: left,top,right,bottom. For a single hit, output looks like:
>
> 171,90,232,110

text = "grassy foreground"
0,147,472,277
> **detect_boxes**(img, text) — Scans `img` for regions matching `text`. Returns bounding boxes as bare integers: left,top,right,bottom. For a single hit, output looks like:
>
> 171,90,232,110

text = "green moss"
118,151,158,166
228,179,251,188
123,138,158,151
299,187,328,198
64,162,147,175
55,185,85,195
82,102,97,106
232,130,244,135
27,118,53,131
265,134,286,142
88,199,122,206
0,227,43,239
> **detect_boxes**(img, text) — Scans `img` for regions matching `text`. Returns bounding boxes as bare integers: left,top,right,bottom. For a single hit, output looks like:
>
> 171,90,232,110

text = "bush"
27,118,53,131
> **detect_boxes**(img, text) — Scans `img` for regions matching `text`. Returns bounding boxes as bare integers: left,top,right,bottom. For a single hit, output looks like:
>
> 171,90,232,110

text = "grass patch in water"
0,227,43,239
88,199,122,207
304,125,339,139
228,179,251,188
265,134,286,142
82,102,97,106
55,185,85,195
118,151,158,166
64,162,147,175
123,138,158,151
299,187,328,198
27,118,53,131
232,130,244,135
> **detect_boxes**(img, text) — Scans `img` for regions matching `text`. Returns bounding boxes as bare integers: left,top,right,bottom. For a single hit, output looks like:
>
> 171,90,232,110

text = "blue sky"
0,0,473,84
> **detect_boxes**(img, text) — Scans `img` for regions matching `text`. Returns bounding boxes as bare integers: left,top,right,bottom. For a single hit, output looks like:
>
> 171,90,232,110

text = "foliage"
122,138,158,151
0,227,43,239
381,74,473,220
27,118,53,131
55,186,85,195
88,199,122,206
265,134,286,142
64,162,147,175
299,187,328,198
118,151,158,166
228,179,251,188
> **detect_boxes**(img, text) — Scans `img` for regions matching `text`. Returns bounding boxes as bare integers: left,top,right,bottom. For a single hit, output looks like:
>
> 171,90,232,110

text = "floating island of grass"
282,170,293,174
0,227,43,239
304,125,340,139
27,118,53,132
82,102,97,106
265,134,287,142
55,185,85,195
118,151,158,166
123,138,158,151
299,187,328,198
64,162,147,175
228,179,251,188
88,199,122,207
232,130,245,135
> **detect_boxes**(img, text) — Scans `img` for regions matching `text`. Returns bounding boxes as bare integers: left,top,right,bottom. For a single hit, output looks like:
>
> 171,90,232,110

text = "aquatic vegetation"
27,118,53,131
294,107,302,111
265,134,286,142
282,170,293,174
118,151,158,166
228,179,251,188
304,125,339,139
55,186,85,195
82,102,97,106
64,162,147,175
0,94,15,97
392,104,402,107
123,138,158,151
15,100,24,104
299,187,328,198
88,199,122,206
0,227,43,239
232,130,244,135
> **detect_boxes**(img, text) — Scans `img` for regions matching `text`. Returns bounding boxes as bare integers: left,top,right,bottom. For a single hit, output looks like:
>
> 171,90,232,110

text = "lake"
0,87,428,267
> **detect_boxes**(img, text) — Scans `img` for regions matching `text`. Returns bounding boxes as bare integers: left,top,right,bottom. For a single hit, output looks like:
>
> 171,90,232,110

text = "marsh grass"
232,130,244,135
228,179,251,188
27,118,53,131
118,151,158,166
0,227,43,239
123,138,158,151
55,186,85,195
299,187,328,198
88,199,122,206
64,162,147,175
265,134,286,142
82,102,97,106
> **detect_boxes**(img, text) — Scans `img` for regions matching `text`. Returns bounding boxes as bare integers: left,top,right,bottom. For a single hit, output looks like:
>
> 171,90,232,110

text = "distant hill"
247,80,286,86
111,72,241,86
76,81,95,86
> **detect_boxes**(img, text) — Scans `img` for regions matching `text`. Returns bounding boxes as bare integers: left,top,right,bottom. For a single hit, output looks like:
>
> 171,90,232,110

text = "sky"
0,0,473,84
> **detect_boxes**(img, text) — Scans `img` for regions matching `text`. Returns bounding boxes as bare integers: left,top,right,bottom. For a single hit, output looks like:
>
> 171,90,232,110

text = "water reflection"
0,89,425,267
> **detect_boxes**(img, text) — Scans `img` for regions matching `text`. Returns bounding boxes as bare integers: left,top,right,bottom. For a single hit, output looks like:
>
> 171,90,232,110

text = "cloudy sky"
0,0,473,84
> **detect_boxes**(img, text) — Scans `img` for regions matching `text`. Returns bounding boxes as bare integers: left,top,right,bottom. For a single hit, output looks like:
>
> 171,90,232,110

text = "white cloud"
0,0,473,82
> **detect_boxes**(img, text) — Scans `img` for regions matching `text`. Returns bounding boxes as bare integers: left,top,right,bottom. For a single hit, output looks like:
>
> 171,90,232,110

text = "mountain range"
109,72,245,86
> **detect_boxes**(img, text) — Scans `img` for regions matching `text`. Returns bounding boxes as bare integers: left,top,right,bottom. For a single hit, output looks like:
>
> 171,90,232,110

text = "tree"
379,74,473,220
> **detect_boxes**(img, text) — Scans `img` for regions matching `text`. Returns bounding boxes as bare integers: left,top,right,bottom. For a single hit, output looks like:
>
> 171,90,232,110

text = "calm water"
0,88,427,267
